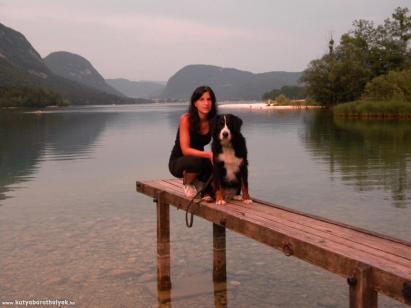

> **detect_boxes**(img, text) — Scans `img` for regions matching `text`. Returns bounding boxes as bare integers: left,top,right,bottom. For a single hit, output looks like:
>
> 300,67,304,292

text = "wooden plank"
162,179,411,261
141,180,411,274
164,178,411,254
159,179,411,269
165,178,410,245
220,201,411,268
213,201,410,280
139,180,411,275
231,198,411,259
136,180,411,305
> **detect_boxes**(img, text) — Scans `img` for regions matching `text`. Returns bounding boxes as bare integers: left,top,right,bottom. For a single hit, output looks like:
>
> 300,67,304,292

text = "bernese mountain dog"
211,114,252,205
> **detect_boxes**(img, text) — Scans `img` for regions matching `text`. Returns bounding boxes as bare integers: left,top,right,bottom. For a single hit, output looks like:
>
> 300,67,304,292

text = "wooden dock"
136,179,411,307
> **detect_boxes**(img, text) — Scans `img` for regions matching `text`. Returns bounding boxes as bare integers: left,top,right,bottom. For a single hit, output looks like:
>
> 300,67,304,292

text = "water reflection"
0,111,111,202
40,112,109,161
156,280,228,307
303,111,411,208
0,112,45,201
1,106,408,307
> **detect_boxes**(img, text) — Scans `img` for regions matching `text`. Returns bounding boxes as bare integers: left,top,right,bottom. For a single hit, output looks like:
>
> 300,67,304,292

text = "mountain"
0,23,150,105
106,78,165,99
161,65,302,100
0,23,50,80
44,51,123,96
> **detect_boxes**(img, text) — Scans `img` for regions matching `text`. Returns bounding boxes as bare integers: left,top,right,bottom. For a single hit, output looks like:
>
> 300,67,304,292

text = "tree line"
0,86,70,108
262,85,306,100
302,7,411,107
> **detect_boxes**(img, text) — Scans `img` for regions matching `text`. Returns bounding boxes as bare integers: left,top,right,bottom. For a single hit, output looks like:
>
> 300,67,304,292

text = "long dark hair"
188,86,218,133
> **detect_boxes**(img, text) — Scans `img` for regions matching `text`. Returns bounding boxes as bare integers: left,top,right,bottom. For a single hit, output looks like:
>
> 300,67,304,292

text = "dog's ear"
231,114,243,131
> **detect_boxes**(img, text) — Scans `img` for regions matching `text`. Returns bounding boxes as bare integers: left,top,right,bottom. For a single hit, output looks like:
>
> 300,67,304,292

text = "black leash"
185,174,214,228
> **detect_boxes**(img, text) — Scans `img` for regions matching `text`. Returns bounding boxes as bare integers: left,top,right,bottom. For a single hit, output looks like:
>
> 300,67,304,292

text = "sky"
0,0,409,81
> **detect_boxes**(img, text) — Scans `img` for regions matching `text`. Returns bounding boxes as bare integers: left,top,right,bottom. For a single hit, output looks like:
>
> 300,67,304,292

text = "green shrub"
334,100,411,118
362,68,411,102
262,85,306,100
275,94,290,105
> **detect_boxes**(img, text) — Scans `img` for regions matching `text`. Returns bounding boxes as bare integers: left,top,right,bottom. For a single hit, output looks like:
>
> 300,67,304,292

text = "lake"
0,104,410,307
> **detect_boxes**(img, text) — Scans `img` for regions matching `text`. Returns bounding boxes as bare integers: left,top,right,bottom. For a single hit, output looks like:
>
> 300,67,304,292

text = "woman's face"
194,91,213,115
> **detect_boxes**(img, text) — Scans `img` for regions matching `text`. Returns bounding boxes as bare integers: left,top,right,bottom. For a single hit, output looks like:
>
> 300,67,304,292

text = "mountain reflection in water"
0,111,109,202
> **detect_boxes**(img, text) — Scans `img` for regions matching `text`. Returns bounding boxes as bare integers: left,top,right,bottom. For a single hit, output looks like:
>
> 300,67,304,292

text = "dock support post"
214,280,228,308
156,192,172,291
213,223,227,282
348,265,377,308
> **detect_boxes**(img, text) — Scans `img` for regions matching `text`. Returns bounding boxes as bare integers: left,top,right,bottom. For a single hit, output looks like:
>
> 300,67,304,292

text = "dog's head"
212,114,243,145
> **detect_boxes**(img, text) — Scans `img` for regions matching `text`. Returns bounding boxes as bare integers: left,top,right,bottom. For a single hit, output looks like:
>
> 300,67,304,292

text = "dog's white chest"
218,147,243,182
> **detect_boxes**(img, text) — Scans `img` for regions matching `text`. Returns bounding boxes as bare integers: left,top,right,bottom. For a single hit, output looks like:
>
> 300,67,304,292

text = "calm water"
0,104,410,307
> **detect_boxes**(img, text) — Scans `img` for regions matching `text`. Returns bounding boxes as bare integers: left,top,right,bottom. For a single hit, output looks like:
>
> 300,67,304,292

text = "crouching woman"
168,86,217,198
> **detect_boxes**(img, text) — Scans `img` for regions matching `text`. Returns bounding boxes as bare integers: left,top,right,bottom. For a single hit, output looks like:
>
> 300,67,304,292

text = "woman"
168,86,217,198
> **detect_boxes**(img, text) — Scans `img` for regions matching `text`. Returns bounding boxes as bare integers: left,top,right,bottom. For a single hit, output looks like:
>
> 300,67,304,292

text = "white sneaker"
183,184,197,198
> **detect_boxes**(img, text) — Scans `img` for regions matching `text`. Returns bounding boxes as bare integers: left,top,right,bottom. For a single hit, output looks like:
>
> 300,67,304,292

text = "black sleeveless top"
169,126,211,161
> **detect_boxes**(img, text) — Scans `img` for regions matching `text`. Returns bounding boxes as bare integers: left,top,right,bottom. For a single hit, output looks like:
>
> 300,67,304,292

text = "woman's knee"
170,156,204,176
169,159,181,178
183,156,205,173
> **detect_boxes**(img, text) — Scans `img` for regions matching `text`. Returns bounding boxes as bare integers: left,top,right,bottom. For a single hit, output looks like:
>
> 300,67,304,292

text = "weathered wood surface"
136,179,411,306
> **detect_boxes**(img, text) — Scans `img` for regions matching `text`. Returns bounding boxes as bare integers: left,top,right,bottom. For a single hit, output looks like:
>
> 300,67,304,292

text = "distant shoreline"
219,103,322,110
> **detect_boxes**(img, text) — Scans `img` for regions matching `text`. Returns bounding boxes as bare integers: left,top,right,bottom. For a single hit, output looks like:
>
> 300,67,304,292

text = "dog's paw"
216,199,226,205
243,199,253,204
233,195,243,201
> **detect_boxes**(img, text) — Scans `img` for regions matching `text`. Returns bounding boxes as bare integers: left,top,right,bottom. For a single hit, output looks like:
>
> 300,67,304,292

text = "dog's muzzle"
219,128,231,142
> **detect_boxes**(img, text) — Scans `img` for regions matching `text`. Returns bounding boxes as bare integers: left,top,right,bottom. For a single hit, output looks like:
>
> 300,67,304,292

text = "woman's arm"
179,113,213,160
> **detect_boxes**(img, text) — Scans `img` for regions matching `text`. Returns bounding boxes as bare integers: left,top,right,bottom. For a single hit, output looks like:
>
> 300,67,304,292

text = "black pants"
169,156,213,182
